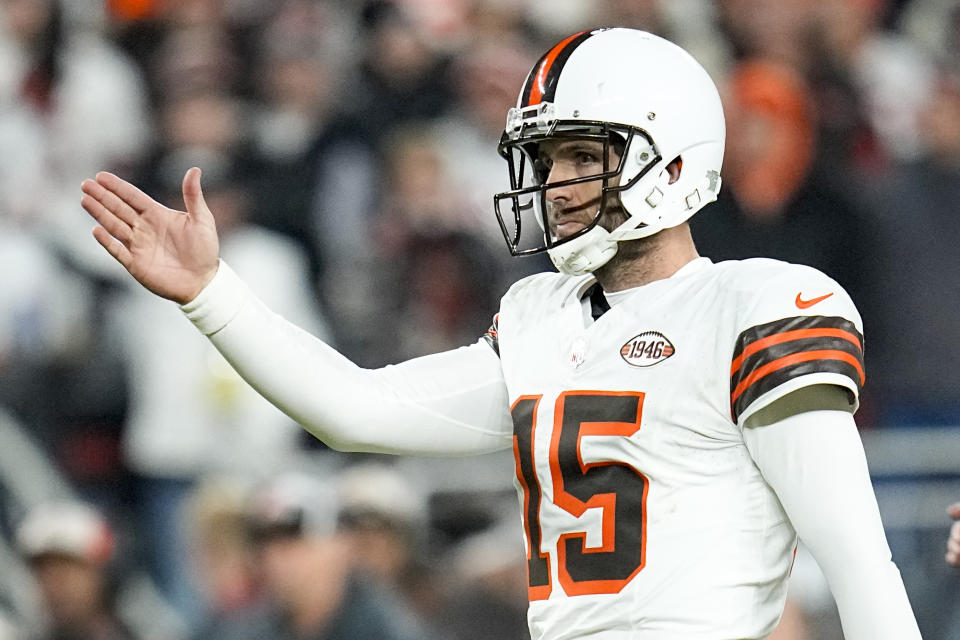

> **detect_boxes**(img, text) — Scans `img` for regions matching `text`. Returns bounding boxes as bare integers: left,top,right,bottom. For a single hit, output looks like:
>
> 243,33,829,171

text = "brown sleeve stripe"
732,349,865,405
730,316,864,422
730,327,862,377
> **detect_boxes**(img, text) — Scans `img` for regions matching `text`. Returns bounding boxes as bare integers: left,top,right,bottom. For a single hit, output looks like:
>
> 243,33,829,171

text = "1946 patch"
620,331,675,367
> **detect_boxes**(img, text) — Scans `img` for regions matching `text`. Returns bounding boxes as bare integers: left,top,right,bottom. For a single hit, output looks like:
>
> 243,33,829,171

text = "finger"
95,171,160,214
81,193,133,243
948,502,960,519
181,167,215,224
948,551,960,567
82,178,142,227
949,535,960,554
92,225,132,268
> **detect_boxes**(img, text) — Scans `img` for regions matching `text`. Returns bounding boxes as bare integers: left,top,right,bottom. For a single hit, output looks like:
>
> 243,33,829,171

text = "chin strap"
549,225,618,275
611,165,677,242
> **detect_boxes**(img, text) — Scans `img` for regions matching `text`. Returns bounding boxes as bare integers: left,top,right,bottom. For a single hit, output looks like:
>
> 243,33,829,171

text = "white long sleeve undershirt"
181,260,513,456
743,408,921,638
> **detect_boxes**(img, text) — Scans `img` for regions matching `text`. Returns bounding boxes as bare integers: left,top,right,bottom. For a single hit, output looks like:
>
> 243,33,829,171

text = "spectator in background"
690,59,873,312
596,0,729,78
901,0,960,65
361,125,503,364
183,476,261,639
818,0,934,164
245,0,380,311
15,501,140,640
335,463,438,628
0,224,92,445
714,0,818,70
202,472,426,640
348,0,453,142
0,0,151,270
336,463,428,590
864,62,960,426
435,516,530,640
0,0,150,512
804,0,935,178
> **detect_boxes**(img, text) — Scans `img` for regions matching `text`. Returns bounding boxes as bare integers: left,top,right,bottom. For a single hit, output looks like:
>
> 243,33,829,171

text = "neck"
592,223,700,292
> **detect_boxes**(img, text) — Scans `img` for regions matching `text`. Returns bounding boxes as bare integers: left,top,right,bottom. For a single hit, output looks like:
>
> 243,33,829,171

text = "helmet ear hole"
667,157,682,185
610,134,626,158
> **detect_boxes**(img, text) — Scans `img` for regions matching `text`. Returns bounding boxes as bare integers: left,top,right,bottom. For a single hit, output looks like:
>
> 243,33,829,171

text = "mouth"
554,219,588,239
548,197,601,240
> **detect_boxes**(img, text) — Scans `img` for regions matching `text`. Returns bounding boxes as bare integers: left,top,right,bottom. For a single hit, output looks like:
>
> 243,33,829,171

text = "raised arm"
82,170,514,456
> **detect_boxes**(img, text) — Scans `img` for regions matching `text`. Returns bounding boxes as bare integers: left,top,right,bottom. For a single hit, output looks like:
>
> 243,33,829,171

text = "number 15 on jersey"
512,391,649,600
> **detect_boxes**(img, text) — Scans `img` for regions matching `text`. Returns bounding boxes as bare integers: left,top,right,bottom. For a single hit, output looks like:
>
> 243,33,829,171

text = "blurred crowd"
0,0,959,638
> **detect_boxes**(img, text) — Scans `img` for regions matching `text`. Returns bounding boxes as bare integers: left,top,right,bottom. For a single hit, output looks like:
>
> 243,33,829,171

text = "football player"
81,28,920,640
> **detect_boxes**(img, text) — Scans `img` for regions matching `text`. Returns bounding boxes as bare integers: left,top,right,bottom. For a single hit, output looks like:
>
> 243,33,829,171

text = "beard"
594,195,663,267
547,189,657,262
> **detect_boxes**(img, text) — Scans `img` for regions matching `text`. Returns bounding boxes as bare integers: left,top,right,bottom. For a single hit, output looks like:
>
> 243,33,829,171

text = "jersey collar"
574,256,713,303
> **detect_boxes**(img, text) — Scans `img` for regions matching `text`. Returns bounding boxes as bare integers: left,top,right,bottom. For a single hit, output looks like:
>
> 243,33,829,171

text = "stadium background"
0,0,959,637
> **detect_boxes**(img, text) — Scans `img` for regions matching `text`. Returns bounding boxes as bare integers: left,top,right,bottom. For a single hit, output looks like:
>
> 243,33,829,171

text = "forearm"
743,409,920,638
181,261,513,456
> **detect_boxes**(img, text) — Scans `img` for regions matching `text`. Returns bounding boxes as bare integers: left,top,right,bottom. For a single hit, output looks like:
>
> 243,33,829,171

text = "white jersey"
181,257,916,638
486,257,864,640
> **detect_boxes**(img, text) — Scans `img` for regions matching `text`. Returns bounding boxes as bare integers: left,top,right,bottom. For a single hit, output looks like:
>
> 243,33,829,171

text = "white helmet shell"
494,28,725,275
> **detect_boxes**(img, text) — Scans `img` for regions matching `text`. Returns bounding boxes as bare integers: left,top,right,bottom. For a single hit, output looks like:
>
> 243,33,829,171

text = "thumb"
948,503,960,520
182,167,214,222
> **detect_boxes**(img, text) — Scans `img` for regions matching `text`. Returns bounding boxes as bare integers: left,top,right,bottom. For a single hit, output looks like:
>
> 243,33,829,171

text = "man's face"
257,536,310,602
538,138,623,241
30,554,103,627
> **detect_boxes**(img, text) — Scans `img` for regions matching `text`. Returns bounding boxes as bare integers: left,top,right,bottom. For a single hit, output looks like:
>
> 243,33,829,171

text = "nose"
544,161,576,204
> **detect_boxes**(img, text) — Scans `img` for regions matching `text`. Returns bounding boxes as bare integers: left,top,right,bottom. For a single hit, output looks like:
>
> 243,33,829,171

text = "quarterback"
81,28,920,639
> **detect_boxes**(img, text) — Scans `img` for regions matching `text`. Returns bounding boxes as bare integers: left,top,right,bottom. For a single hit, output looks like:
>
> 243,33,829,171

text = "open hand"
80,168,220,305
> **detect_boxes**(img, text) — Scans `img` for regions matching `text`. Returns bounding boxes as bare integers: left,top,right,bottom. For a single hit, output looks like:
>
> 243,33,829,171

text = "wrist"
180,260,248,335
178,262,221,305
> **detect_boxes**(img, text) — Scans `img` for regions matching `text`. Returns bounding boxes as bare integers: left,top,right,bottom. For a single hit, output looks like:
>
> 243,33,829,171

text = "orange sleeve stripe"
731,349,866,405
730,327,862,376
528,31,588,104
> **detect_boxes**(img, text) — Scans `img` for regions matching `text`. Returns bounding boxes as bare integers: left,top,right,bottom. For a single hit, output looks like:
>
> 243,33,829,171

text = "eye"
575,151,600,165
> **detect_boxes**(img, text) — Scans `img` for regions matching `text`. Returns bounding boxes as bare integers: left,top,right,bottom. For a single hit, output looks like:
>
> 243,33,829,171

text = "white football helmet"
494,28,725,275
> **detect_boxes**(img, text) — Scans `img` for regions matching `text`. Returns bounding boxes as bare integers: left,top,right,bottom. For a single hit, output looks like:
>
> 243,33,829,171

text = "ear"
666,158,682,185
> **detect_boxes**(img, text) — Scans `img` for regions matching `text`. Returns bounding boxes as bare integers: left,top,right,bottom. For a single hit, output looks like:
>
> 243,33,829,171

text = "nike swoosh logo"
795,292,834,309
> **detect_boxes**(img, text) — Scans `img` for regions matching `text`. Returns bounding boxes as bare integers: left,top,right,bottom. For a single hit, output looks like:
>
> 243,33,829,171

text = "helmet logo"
620,331,675,367
706,170,720,192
